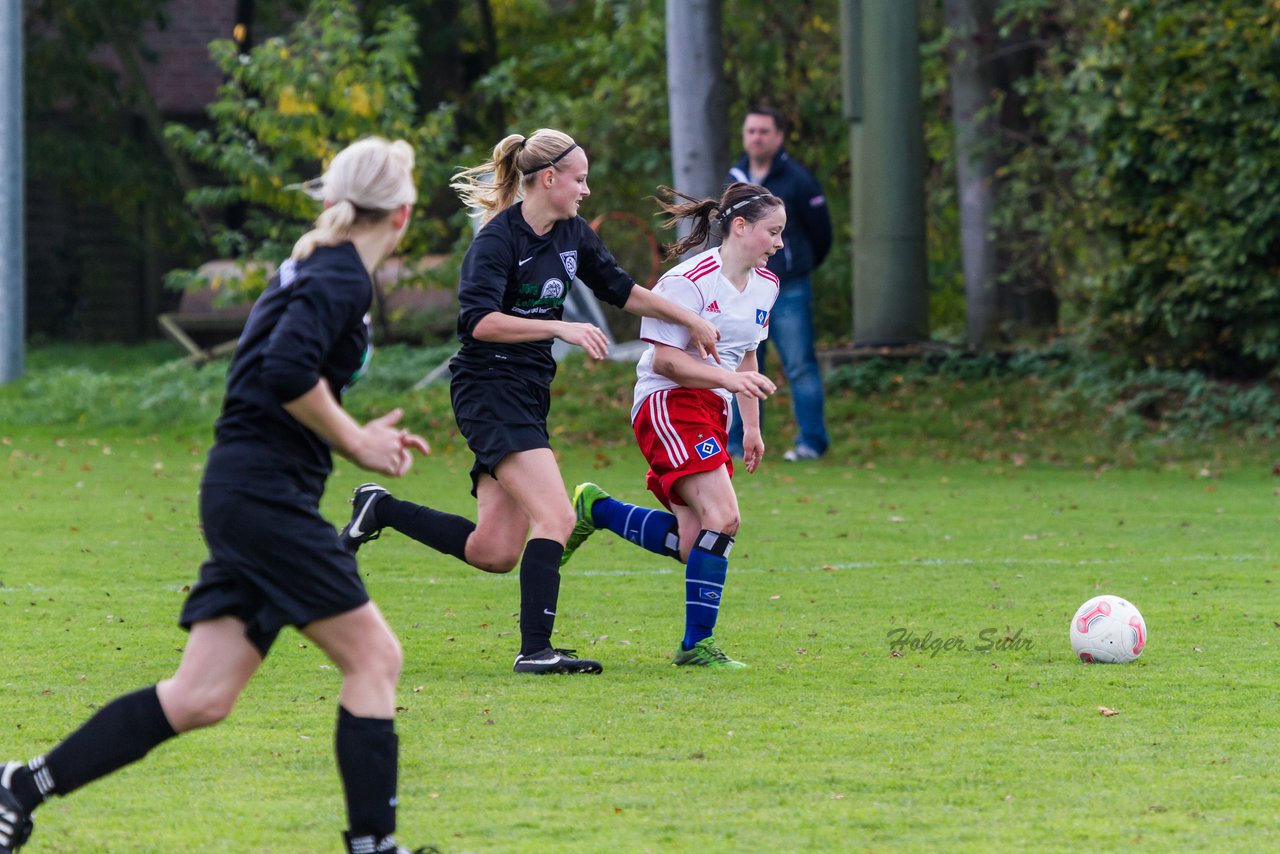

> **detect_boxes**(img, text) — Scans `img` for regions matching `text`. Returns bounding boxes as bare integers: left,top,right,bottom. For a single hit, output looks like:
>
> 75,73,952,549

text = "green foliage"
826,344,1280,445
163,0,458,299
993,0,1280,375
474,1,876,343
1079,1,1280,373
0,342,459,432
475,1,669,225
8,343,1277,469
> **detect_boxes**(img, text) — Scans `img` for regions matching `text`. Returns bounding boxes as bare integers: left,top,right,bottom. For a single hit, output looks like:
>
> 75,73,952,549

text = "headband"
286,177,328,201
521,143,579,176
719,193,770,222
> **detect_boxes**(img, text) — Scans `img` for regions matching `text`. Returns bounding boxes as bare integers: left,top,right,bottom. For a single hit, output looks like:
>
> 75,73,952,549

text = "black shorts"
449,366,552,496
178,480,369,657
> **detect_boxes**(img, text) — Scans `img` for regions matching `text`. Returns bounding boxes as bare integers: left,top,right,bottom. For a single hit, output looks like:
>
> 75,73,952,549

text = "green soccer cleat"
560,482,610,567
672,637,748,669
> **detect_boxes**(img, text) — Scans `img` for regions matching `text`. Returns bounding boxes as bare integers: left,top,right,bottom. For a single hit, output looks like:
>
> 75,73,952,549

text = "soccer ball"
1070,594,1147,663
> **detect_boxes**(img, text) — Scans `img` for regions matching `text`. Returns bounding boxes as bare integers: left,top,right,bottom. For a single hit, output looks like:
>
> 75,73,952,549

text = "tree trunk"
665,0,728,228
945,0,1000,348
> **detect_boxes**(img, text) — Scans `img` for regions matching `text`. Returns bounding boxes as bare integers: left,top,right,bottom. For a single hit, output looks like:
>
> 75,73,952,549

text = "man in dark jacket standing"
727,105,833,460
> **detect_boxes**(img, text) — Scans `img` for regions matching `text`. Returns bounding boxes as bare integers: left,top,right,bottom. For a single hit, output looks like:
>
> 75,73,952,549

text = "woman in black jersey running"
1,138,437,854
337,128,720,675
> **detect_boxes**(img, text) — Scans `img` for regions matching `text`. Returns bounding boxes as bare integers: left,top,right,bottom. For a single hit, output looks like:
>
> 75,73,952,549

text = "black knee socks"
12,685,177,810
376,496,475,563
518,538,564,655
336,706,398,840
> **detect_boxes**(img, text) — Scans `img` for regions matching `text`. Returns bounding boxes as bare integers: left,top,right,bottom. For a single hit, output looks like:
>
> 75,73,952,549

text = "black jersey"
205,242,373,494
452,203,635,384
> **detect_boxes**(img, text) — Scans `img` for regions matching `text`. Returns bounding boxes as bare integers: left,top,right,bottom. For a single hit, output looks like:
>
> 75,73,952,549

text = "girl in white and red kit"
560,182,785,668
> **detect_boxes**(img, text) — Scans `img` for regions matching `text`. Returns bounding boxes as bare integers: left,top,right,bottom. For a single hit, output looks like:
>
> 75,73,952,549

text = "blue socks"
682,530,733,650
590,496,680,560
587,496,734,650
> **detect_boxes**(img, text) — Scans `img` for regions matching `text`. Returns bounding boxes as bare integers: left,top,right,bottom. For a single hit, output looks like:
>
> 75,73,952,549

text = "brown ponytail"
654,182,782,259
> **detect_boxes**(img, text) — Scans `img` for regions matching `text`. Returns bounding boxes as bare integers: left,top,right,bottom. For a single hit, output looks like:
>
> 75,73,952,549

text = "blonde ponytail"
451,128,577,225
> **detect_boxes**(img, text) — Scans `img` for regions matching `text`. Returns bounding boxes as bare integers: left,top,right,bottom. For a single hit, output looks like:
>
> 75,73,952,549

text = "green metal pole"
852,0,929,344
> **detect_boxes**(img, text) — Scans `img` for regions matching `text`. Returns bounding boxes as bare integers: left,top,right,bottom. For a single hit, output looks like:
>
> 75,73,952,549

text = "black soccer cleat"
343,831,441,854
0,762,34,854
339,483,390,554
512,647,603,675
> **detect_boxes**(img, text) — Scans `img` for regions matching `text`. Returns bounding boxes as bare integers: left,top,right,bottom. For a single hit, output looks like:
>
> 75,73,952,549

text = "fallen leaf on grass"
1098,706,1120,717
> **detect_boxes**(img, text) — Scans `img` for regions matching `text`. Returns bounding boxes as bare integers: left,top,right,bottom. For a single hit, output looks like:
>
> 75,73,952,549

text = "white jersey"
632,247,780,422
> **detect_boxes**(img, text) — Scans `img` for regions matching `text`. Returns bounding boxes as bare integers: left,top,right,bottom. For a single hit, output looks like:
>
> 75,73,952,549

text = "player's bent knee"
536,508,576,545
699,513,740,538
365,632,403,685
471,550,520,573
160,684,239,732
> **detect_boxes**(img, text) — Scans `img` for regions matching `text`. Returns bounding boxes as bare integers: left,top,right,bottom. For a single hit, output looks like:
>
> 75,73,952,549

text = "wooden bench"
157,260,261,364
159,256,452,364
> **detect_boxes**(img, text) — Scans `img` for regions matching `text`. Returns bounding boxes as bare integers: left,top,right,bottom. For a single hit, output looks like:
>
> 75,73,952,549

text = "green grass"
1,345,1278,851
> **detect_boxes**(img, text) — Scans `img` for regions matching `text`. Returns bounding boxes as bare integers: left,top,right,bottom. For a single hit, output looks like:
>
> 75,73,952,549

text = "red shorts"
632,388,734,508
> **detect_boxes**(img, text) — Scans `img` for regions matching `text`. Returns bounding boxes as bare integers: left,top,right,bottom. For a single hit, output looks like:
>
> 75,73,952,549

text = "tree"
163,0,457,298
665,0,728,209
944,0,1000,347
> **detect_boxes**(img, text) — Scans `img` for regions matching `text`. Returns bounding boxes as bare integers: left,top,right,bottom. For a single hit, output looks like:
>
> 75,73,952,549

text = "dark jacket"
728,148,833,284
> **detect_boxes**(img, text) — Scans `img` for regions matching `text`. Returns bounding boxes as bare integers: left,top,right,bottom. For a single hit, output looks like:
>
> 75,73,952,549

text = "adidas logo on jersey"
706,300,721,314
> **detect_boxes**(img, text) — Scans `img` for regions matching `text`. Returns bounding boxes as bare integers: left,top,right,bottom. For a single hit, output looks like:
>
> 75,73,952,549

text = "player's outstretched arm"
622,286,721,363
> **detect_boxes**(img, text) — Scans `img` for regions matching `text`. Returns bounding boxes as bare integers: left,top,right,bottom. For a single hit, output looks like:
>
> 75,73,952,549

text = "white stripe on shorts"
650,390,688,466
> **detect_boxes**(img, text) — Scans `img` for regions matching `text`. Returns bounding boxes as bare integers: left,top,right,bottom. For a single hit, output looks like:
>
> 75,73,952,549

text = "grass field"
2,344,1279,852
2,424,1278,852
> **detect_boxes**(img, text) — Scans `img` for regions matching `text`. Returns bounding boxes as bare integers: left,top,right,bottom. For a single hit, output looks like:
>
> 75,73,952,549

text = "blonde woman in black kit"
337,128,721,674
1,138,437,854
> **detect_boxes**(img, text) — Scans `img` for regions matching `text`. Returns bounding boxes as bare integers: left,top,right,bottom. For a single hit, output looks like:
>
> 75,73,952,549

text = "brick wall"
90,0,236,113
30,1,241,341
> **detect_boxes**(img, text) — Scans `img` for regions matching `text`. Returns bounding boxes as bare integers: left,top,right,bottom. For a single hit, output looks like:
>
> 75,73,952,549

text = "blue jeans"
729,276,829,456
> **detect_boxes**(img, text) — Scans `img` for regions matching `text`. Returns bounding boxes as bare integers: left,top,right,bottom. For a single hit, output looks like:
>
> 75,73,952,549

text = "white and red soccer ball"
1070,594,1147,663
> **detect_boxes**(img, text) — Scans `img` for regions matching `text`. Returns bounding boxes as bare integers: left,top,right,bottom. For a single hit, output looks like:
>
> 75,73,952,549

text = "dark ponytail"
654,182,782,259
